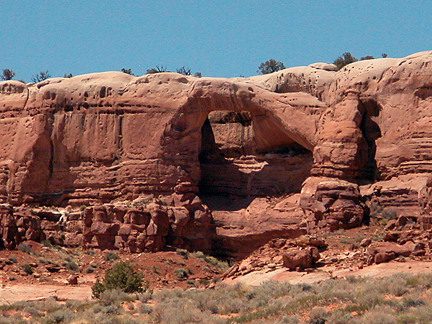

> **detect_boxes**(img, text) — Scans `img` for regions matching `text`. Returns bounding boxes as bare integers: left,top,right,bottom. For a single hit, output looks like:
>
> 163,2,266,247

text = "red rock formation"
1,51,432,256
0,72,321,206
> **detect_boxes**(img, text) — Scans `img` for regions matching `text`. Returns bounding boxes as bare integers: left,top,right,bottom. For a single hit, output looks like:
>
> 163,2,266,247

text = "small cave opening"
198,111,313,200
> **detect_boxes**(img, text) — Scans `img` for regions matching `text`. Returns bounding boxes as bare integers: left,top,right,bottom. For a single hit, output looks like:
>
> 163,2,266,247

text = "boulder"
367,241,419,264
66,275,78,285
282,247,320,271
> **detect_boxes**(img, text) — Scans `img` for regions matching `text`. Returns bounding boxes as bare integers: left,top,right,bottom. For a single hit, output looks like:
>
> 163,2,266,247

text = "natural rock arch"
0,73,324,205
159,77,326,199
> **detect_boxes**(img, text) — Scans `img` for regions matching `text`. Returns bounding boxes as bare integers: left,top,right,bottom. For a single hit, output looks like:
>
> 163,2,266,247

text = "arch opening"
198,110,313,200
359,98,382,181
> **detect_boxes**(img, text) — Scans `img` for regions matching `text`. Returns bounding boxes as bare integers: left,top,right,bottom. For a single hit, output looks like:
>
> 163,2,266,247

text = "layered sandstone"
0,72,322,207
2,51,432,256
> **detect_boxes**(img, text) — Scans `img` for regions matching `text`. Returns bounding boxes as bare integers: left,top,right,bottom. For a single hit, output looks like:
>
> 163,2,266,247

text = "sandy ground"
0,284,93,304
2,261,432,305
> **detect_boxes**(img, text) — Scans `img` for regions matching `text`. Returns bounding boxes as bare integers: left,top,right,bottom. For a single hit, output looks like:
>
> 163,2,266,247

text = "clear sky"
1,0,431,82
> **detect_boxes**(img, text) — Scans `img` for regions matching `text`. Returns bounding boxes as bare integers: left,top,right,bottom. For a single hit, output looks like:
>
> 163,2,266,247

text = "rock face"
0,74,320,206
0,192,213,253
300,177,367,232
2,51,432,256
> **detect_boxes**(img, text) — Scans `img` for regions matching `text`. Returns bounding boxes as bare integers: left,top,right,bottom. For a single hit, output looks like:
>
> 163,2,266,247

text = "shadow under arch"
359,97,383,182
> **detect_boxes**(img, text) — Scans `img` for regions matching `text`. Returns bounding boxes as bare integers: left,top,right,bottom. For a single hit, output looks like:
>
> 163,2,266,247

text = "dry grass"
2,272,432,323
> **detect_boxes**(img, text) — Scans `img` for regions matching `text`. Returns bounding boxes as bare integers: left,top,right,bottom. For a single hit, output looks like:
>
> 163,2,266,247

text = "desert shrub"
137,302,154,314
324,310,354,324
36,297,63,313
346,291,384,313
85,248,95,255
100,304,121,315
277,315,301,324
333,52,358,70
92,262,146,299
153,287,187,303
176,66,192,75
339,237,351,245
21,263,33,275
147,65,168,74
121,68,133,75
308,307,328,324
176,248,189,259
396,304,432,323
8,256,17,263
31,70,51,83
44,309,75,323
151,304,225,324
18,242,32,253
65,261,78,271
199,278,210,286
0,317,23,324
104,251,119,261
204,256,219,266
355,305,396,324
402,296,425,308
137,290,153,303
42,240,52,248
193,251,229,270
98,289,131,306
23,306,43,318
173,268,188,280
381,208,397,221
187,279,195,286
193,251,205,259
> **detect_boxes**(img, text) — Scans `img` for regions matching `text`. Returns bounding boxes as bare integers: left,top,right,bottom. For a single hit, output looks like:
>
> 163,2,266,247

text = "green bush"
382,208,397,220
42,240,52,248
91,262,146,299
257,59,285,74
173,268,188,280
104,252,119,262
333,52,358,70
18,242,32,254
21,263,33,275
176,248,189,259
45,309,75,323
65,261,78,272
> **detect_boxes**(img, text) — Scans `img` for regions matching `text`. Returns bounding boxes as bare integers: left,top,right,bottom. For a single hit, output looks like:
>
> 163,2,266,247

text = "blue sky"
1,0,431,81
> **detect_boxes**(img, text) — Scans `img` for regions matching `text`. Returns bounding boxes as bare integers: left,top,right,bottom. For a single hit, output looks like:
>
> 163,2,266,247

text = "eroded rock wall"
2,51,432,255
0,191,214,253
0,72,321,206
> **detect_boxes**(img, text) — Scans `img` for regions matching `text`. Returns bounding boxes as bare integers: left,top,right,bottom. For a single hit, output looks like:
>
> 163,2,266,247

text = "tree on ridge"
31,70,51,83
1,69,15,81
333,52,358,70
257,59,286,74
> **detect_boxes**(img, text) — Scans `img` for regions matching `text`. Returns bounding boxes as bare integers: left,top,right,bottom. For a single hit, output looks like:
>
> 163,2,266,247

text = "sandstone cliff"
1,51,432,257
